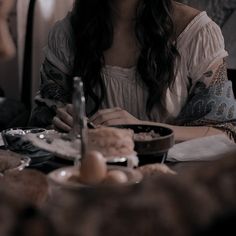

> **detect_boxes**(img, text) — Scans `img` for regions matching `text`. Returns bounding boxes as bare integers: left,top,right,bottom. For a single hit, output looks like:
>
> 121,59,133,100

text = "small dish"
48,165,143,190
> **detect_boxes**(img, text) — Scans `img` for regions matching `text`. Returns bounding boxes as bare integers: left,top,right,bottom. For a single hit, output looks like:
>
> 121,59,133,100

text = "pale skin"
0,0,16,60
53,0,224,142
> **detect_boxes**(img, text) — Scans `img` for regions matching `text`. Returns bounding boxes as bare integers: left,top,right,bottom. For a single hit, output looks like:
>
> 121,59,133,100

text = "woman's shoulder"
172,2,225,47
172,1,201,38
45,13,75,74
48,13,74,46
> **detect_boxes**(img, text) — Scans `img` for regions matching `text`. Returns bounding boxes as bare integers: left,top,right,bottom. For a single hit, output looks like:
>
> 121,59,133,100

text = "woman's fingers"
89,107,123,125
53,105,140,130
57,106,73,127
52,116,71,132
89,107,140,126
89,107,122,122
66,104,73,115
101,118,128,126
52,104,74,132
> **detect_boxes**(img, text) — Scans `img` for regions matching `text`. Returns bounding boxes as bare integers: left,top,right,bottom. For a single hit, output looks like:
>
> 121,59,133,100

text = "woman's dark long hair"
71,0,179,117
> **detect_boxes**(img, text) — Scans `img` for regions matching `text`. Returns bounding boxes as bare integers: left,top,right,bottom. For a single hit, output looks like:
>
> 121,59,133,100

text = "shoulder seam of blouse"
44,14,74,75
177,11,211,43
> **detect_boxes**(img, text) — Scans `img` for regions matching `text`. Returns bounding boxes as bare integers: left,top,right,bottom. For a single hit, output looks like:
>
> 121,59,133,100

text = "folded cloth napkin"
167,134,236,162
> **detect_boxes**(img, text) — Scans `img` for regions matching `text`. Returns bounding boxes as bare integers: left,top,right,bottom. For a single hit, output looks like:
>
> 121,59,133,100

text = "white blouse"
44,11,228,123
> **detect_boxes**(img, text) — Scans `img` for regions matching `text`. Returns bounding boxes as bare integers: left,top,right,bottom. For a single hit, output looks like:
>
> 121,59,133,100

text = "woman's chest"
104,30,140,68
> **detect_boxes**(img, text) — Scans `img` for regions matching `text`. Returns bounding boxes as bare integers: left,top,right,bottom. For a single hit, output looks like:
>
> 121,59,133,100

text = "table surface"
0,131,220,176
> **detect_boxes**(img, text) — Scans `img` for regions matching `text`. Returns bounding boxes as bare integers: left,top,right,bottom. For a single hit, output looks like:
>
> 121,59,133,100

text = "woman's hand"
89,107,142,126
52,104,73,132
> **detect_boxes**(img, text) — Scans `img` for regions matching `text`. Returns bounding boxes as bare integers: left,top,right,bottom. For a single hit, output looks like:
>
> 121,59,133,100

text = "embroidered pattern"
210,61,228,86
175,61,236,141
226,85,232,98
228,106,235,120
40,59,72,103
216,103,227,116
30,59,73,127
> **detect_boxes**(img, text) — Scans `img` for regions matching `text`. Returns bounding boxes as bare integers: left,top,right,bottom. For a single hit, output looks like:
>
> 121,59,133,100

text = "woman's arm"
173,60,236,142
29,14,75,128
144,121,224,143
88,107,224,143
49,60,236,143
29,59,72,128
89,61,236,143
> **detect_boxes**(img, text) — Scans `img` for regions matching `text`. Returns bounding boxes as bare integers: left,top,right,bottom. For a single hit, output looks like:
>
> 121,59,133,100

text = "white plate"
25,130,81,161
48,165,143,189
25,130,139,167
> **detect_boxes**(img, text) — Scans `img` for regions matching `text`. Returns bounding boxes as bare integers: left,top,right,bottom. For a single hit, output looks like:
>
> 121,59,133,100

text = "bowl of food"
1,127,53,166
111,124,174,165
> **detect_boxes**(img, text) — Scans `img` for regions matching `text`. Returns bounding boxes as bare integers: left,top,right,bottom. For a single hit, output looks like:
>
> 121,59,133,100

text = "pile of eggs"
78,151,129,185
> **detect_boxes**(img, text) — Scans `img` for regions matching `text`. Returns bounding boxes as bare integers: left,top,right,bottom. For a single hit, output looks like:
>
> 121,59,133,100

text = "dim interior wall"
178,0,236,70
222,10,236,70
17,0,30,92
31,0,74,107
17,0,74,107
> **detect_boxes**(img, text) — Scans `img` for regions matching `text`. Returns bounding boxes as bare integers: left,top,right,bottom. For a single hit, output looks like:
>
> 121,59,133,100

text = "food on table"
2,128,47,158
69,150,128,186
103,170,128,185
133,130,160,141
0,150,23,173
25,127,138,167
26,130,80,160
88,126,135,157
5,129,26,136
137,163,176,178
79,151,107,185
3,127,46,136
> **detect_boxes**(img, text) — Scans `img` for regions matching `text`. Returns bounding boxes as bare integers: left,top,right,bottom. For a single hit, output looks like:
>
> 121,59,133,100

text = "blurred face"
0,0,16,60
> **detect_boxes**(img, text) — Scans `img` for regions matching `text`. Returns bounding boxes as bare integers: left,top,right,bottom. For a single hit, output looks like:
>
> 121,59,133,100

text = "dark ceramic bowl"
2,127,46,151
1,127,53,166
111,124,174,165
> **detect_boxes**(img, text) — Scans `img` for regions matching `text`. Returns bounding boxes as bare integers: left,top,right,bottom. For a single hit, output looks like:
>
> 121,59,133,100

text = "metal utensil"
72,77,87,163
87,121,96,129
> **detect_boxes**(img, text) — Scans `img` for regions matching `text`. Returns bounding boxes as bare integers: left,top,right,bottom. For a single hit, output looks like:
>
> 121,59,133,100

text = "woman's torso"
97,3,201,122
44,3,227,123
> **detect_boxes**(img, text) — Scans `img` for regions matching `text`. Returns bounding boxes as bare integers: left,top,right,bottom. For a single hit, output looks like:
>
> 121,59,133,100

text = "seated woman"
30,0,236,143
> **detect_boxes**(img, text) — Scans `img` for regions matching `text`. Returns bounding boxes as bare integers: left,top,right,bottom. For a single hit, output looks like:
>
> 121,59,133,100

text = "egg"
103,170,128,185
79,150,107,185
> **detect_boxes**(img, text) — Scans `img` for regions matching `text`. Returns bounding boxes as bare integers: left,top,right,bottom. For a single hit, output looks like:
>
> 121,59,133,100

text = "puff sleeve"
29,15,75,127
